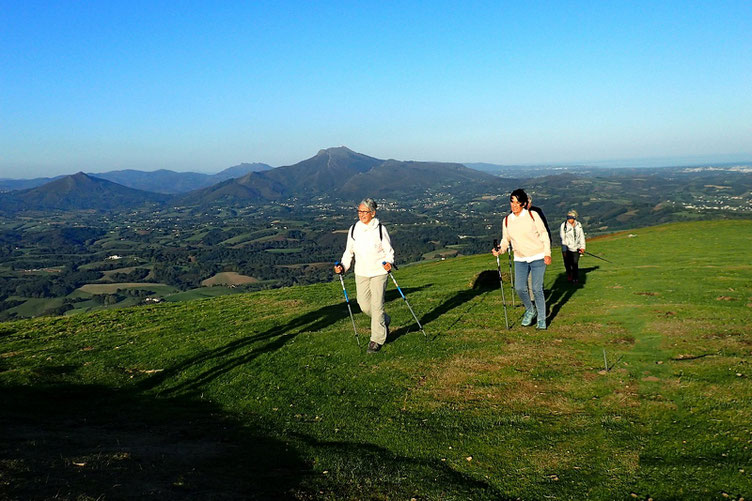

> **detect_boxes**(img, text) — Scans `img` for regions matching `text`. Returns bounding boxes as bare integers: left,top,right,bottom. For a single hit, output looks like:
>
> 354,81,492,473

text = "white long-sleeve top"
559,220,586,252
340,217,395,277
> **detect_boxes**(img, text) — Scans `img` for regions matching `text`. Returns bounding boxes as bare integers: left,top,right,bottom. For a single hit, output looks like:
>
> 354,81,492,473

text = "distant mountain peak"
317,146,355,156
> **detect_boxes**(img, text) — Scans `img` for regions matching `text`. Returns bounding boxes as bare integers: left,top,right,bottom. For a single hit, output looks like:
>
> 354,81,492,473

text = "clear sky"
2,1,751,177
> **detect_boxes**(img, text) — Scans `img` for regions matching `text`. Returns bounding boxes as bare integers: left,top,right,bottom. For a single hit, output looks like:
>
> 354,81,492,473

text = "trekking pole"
383,262,427,339
493,240,510,330
334,262,360,346
583,251,612,263
507,242,515,307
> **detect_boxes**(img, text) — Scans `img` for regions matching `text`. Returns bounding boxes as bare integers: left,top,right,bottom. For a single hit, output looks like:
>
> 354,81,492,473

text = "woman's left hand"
544,256,552,265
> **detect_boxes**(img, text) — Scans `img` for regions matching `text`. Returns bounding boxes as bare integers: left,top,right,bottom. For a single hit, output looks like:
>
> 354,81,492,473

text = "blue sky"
2,1,751,177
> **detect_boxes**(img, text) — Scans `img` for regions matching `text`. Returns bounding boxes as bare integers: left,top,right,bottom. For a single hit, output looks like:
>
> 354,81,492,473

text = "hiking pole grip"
493,238,499,251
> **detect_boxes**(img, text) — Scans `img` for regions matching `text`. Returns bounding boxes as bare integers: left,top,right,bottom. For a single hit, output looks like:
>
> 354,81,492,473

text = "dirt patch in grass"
608,335,636,345
418,349,586,415
652,317,750,354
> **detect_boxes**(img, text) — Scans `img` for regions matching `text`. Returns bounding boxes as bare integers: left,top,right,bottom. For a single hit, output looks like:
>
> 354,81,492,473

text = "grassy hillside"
1,220,751,500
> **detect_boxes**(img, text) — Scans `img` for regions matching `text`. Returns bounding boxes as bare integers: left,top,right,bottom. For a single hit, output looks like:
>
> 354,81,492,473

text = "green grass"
265,247,303,254
1,220,751,499
77,283,177,294
163,286,242,302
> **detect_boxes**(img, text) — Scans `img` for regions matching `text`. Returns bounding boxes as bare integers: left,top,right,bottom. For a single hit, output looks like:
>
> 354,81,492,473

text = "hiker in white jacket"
334,198,395,353
559,209,586,283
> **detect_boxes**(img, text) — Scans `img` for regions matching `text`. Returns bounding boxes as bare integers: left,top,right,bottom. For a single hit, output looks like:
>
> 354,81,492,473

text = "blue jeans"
514,259,546,319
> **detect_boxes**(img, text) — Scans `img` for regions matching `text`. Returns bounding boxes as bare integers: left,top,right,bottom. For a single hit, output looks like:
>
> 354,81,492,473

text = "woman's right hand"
333,264,344,274
491,247,500,257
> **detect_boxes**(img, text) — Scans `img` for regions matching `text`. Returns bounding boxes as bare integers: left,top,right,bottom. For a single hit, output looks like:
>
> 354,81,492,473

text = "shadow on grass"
136,285,431,395
1,383,513,500
0,384,309,500
288,431,512,500
137,301,354,395
546,266,599,324
389,270,498,342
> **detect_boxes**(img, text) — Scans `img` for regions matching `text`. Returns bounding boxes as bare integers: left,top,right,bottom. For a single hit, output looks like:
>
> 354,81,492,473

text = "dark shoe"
367,341,382,353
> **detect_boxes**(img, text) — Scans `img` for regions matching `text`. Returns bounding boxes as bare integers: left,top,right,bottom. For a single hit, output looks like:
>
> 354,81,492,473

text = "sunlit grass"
1,220,751,499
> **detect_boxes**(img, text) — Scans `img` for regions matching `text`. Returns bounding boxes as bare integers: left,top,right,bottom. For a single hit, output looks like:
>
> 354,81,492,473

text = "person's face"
357,204,375,224
567,217,575,225
510,196,523,215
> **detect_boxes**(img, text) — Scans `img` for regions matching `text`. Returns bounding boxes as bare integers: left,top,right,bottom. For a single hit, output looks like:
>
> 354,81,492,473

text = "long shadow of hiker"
139,284,433,394
546,265,598,324
388,270,499,342
138,300,356,395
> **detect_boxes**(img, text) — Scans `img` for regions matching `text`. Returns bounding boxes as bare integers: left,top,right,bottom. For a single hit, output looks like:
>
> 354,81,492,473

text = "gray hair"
359,198,378,212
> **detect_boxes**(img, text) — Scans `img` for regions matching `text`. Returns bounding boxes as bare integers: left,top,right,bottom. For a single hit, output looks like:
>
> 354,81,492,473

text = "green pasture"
163,286,242,302
1,220,751,499
77,283,177,295
265,247,303,254
2,297,64,318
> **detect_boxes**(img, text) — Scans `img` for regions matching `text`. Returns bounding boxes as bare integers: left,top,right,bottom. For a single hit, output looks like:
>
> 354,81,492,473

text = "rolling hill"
2,220,750,499
0,172,169,212
90,163,272,194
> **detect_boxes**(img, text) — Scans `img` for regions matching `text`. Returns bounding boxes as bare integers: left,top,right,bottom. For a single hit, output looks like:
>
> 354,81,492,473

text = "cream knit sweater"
498,209,551,262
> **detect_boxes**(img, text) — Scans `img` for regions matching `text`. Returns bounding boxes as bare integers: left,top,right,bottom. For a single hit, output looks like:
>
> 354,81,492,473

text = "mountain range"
0,147,503,211
0,163,272,194
179,147,501,204
0,146,508,212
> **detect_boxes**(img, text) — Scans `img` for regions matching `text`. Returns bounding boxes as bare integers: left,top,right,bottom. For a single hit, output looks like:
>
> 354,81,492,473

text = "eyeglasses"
357,210,372,214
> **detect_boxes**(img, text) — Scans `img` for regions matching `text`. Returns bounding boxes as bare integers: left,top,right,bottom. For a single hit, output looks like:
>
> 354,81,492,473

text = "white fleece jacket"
340,218,395,277
560,220,586,252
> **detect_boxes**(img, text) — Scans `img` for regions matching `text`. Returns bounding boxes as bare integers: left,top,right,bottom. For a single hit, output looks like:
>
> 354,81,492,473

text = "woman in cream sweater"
492,189,551,330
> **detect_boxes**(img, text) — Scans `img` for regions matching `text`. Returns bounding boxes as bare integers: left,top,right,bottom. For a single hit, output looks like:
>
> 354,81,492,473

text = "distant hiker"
492,188,552,330
560,209,586,283
526,195,551,245
334,198,394,353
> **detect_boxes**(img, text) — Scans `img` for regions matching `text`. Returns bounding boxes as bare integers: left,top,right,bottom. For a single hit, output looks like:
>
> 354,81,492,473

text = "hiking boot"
367,341,382,353
521,308,537,327
536,319,547,330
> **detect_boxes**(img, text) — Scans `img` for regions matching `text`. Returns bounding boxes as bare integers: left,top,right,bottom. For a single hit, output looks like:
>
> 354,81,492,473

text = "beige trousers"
355,274,390,345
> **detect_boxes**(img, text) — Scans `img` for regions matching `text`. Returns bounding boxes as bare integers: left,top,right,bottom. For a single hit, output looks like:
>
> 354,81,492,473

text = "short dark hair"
510,188,528,206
